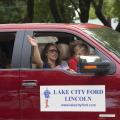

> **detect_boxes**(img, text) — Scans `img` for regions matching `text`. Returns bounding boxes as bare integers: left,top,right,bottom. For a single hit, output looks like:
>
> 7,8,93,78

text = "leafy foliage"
56,0,75,23
34,0,53,22
103,0,113,17
112,0,120,19
0,0,120,30
0,0,26,23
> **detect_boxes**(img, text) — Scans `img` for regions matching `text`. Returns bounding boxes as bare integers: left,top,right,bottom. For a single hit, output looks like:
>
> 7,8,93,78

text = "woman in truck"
27,35,72,71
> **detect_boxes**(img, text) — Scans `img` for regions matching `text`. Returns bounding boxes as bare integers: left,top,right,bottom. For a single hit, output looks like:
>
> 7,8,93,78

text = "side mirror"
78,56,110,75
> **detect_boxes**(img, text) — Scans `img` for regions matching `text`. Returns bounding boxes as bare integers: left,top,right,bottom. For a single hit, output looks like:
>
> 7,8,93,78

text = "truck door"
20,30,120,120
0,31,25,119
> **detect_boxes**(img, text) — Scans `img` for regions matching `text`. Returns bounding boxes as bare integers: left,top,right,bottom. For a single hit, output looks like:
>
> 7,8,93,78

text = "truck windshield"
83,27,120,58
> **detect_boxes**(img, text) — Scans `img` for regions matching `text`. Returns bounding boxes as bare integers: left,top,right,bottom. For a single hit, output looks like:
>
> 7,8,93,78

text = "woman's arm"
27,35,43,68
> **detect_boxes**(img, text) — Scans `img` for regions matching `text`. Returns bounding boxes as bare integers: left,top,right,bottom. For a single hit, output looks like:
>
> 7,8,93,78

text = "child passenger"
68,43,89,72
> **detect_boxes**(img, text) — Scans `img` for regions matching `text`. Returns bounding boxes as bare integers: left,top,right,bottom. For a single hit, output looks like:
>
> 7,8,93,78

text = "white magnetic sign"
40,85,105,112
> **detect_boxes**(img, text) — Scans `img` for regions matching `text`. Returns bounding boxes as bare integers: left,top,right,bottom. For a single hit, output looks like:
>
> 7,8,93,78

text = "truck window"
29,31,97,73
0,32,16,69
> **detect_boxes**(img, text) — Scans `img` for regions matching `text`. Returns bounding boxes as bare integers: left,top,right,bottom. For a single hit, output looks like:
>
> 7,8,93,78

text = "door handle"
22,80,38,87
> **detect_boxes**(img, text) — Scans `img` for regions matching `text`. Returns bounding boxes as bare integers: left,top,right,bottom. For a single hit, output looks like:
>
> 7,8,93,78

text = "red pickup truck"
0,23,120,120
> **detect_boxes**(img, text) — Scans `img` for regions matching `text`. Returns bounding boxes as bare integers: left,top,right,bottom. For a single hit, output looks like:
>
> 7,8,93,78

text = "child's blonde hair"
72,43,89,56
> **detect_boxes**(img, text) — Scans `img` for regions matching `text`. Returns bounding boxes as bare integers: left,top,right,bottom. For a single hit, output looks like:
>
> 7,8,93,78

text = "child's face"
75,47,89,56
75,47,89,60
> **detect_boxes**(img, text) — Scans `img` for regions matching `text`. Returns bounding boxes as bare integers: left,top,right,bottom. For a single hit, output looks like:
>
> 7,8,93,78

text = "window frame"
21,29,116,75
0,30,24,69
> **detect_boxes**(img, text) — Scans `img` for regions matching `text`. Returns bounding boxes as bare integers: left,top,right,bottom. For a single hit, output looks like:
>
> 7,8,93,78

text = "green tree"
24,0,34,23
92,0,111,27
49,0,75,23
92,0,120,31
34,0,53,22
0,0,120,31
70,0,92,23
0,0,26,23
112,0,120,31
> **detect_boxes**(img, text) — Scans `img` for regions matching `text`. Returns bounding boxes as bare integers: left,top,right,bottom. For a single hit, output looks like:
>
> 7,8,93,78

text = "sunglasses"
48,49,58,53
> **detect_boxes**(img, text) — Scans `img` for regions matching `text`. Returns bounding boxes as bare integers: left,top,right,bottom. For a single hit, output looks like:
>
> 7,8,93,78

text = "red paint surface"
0,23,120,120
